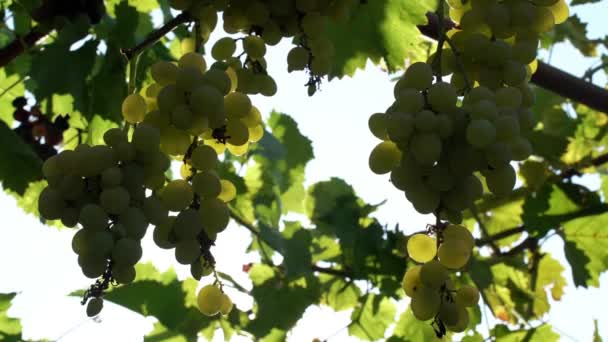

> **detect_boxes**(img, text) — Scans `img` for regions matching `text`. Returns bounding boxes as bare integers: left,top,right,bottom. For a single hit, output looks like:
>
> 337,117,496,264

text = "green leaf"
320,275,361,311
0,121,43,194
562,212,608,287
391,309,441,342
349,294,396,341
493,324,559,342
482,199,523,247
0,293,21,338
593,319,603,342
282,222,313,278
0,68,26,125
533,253,566,316
326,0,437,77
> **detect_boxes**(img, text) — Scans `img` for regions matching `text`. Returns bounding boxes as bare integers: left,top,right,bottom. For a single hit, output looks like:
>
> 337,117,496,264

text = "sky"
1,1,608,341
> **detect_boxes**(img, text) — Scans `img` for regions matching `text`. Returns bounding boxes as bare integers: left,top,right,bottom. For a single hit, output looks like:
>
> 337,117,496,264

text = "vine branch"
120,12,192,61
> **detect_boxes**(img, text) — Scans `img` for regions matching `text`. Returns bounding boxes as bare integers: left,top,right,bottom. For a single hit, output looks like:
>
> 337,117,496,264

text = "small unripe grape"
420,260,449,288
443,224,475,250
86,298,104,317
243,36,266,60
218,180,237,202
438,240,471,269
427,82,457,113
411,286,441,321
402,265,422,297
122,94,147,123
287,46,309,72
212,37,236,61
466,119,496,149
369,141,401,175
197,284,224,316
191,145,218,172
219,293,233,315
402,62,433,91
192,171,222,198
407,234,437,263
160,180,194,212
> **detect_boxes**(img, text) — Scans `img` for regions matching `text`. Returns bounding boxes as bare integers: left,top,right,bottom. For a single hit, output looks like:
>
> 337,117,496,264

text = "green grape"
427,164,453,192
469,99,498,121
113,266,136,284
409,133,442,165
175,239,201,265
444,224,475,250
199,198,230,235
287,46,309,72
202,68,232,95
310,55,332,76
119,207,148,240
191,257,214,279
101,167,122,188
495,115,520,141
160,126,192,156
386,113,415,142
414,110,438,132
173,208,203,240
227,142,249,157
122,94,147,124
438,240,471,269
218,180,237,202
224,92,251,119
219,293,233,315
226,119,250,146
191,145,218,172
143,196,169,226
420,260,449,288
78,255,107,279
180,38,196,55
438,300,461,326
512,38,538,65
114,141,137,162
261,21,282,45
503,61,527,86
445,304,469,332
509,136,532,161
111,223,127,240
410,286,441,321
402,62,433,91
406,234,437,263
61,207,80,228
160,180,194,212
484,164,516,196
258,74,277,96
301,12,326,38
179,52,207,72
463,86,495,106
368,141,402,175
248,124,265,143
395,88,424,113
548,0,569,24
153,217,177,249
42,155,63,186
368,113,389,140
171,104,193,130
79,204,109,231
486,3,513,38
466,119,496,149
402,265,423,297
495,87,523,108
190,85,224,119
176,67,205,92
99,187,130,215
197,284,223,316
456,285,480,307
192,171,222,198
58,175,85,201
156,85,182,115
241,106,262,127
531,6,555,33
112,238,142,266
485,142,512,168
243,35,266,60
86,298,104,317
211,37,236,61
427,82,457,113
407,184,440,214
151,61,179,86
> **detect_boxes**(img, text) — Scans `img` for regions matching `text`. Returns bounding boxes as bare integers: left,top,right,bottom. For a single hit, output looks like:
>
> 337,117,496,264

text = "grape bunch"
38,124,170,313
169,0,360,95
402,224,479,335
197,283,233,317
11,97,69,161
149,142,237,280
123,51,265,158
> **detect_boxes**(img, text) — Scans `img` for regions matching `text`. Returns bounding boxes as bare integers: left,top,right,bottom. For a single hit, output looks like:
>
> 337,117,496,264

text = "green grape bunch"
403,224,479,336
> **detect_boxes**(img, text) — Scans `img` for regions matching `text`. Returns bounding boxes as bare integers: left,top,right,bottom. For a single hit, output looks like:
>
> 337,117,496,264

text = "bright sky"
1,1,607,341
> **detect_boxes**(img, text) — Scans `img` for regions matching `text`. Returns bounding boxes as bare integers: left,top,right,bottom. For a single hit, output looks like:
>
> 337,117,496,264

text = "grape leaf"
349,294,396,341
326,0,437,78
319,275,360,311
493,324,559,342
0,68,26,125
391,309,441,342
0,121,43,194
0,293,22,340
533,253,566,316
562,212,608,287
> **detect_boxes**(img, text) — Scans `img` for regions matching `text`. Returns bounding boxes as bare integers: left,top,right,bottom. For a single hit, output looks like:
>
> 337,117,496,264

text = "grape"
192,171,222,198
466,119,496,148
301,13,326,38
438,300,461,326
402,62,433,91
548,0,569,24
438,240,471,269
248,124,265,143
197,284,223,316
411,286,441,321
112,238,142,266
258,74,278,97
495,115,520,141
287,46,309,72
226,119,250,146
406,234,437,263
485,142,512,168
445,304,469,332
386,113,415,142
420,260,449,288
153,217,177,249
509,136,532,161
175,239,201,264
407,184,440,214
42,155,63,185
100,187,130,215
243,36,266,60
61,207,80,227
495,87,523,108
484,164,516,196
86,298,104,317
143,196,169,226
212,37,236,61
179,52,207,72
428,82,457,113
503,61,527,86
369,141,401,175
79,204,109,231
191,145,218,172
395,88,424,113
443,224,475,250
310,56,332,76
401,265,422,297
160,180,194,212
469,99,498,121
218,180,237,202
173,208,203,240
79,255,107,278
410,133,442,165
242,106,262,127
224,92,252,119
119,207,148,239
171,104,193,130
151,61,179,86
414,110,438,132
190,85,224,119
199,198,230,236
427,164,453,192
101,167,122,188
113,266,136,284
219,293,233,315
456,285,480,307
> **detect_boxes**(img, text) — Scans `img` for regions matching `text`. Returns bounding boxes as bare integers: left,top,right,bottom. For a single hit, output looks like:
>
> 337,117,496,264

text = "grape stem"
444,36,472,92
120,12,193,62
469,205,501,255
